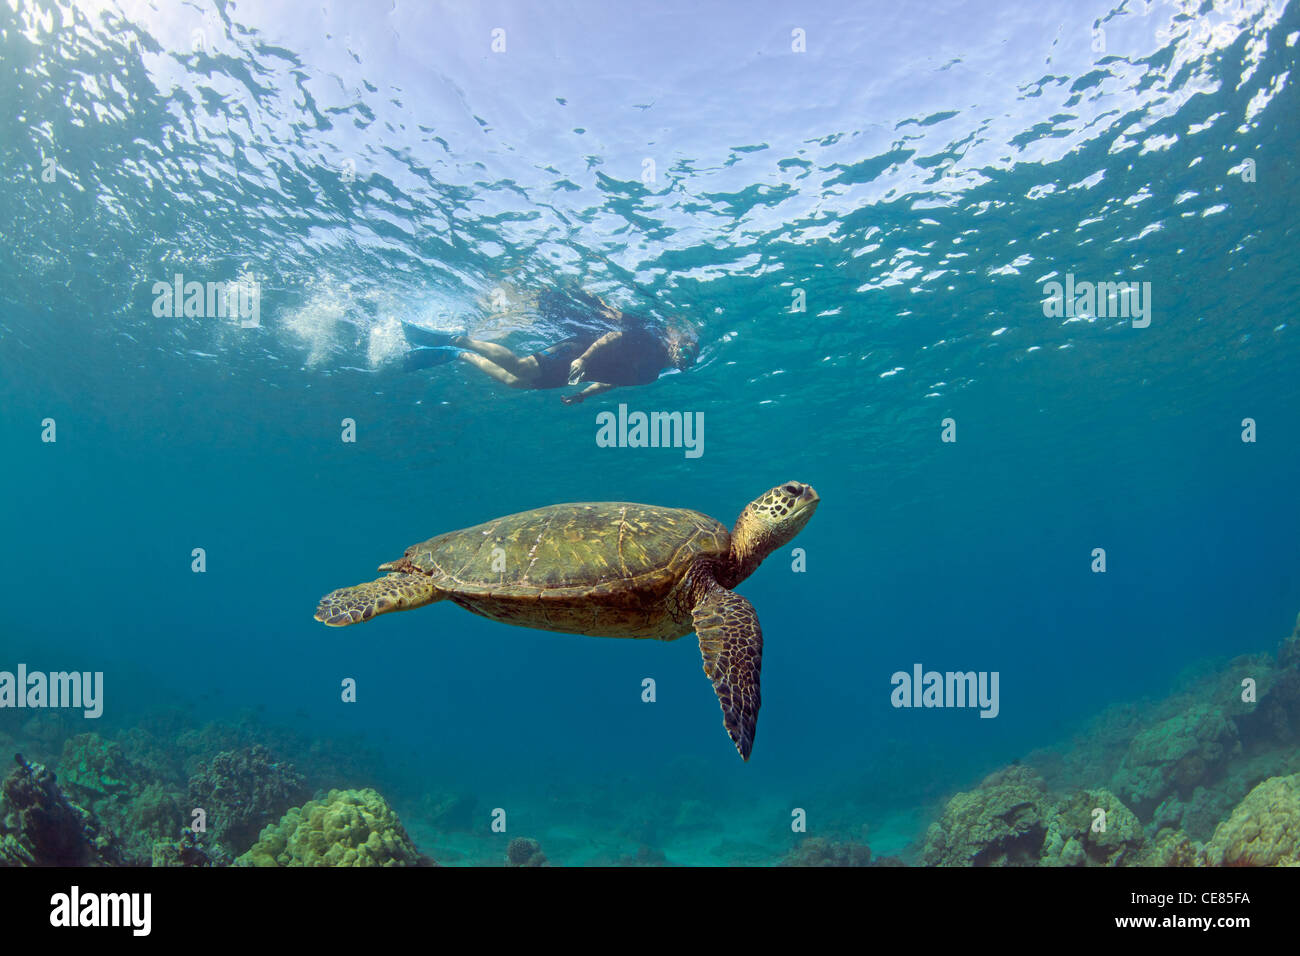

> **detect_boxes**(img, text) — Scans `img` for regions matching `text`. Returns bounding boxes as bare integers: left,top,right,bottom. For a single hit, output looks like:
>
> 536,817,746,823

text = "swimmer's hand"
567,358,587,385
560,392,584,406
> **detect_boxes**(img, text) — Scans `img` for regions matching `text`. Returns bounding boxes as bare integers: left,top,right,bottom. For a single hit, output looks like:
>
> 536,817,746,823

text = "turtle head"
729,481,819,583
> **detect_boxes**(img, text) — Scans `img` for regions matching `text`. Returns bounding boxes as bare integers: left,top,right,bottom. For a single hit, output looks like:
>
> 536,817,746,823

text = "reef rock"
129,783,185,846
1131,829,1205,867
506,836,549,867
0,755,123,866
1236,620,1300,745
187,745,308,855
924,767,1152,867
782,836,873,867
1040,789,1144,866
1204,774,1300,867
922,765,1050,866
53,732,181,865
236,788,430,867
151,828,218,867
58,733,142,798
1274,612,1300,669
1111,706,1239,817
117,727,187,789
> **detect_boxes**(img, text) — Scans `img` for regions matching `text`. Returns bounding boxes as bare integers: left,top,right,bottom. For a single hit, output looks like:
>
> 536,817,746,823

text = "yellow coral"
1204,774,1300,867
235,788,427,867
1135,830,1205,867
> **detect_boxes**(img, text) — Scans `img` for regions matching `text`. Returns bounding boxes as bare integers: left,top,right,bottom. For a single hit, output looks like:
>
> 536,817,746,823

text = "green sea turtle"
314,481,820,760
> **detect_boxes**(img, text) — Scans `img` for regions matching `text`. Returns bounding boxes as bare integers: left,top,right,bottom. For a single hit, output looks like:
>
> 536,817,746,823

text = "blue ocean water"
1,0,1297,865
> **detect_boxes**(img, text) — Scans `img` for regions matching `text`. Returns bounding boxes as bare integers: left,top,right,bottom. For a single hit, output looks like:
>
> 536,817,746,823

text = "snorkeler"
398,289,699,404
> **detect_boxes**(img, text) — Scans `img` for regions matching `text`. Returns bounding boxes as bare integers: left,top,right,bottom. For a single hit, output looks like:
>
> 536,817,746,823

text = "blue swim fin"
401,346,461,372
401,322,461,349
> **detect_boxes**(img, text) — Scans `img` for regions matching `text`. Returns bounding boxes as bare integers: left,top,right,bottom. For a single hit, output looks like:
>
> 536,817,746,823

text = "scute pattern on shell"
405,502,730,595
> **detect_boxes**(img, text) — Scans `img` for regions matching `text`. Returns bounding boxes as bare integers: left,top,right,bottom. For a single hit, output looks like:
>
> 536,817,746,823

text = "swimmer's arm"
568,330,624,383
561,382,615,405
572,289,625,323
577,330,623,363
596,297,626,323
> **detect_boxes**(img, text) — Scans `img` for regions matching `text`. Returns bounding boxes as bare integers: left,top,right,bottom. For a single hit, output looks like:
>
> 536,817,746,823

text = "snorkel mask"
667,324,699,370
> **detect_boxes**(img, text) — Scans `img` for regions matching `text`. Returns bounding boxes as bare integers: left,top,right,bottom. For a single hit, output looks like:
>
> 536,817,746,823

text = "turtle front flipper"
314,572,444,627
692,583,763,761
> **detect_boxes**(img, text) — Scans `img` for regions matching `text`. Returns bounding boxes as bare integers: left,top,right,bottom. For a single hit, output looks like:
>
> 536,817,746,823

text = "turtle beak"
801,488,819,516
788,482,819,514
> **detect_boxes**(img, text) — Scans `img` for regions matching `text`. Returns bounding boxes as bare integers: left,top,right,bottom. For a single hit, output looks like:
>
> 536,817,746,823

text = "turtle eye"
782,483,801,496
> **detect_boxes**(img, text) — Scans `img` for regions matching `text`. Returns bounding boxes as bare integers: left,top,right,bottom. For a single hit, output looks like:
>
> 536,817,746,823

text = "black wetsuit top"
531,326,671,389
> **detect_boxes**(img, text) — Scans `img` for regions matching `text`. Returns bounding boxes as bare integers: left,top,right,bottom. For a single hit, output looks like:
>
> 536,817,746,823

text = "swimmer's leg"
454,337,538,379
457,351,538,389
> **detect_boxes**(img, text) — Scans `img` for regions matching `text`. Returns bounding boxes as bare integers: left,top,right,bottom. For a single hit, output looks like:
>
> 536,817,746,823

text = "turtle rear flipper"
315,573,444,627
692,582,763,761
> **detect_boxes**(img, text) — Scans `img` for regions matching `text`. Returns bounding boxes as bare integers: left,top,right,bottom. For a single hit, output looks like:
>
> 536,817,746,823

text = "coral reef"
919,617,1300,867
58,733,141,798
187,745,309,856
116,726,187,789
2,700,397,867
0,755,123,866
151,828,218,867
1204,774,1300,867
1013,613,1300,850
506,836,549,867
1111,707,1239,818
1132,829,1204,867
1039,789,1144,866
923,765,1050,866
54,732,166,865
923,767,1149,867
176,723,248,779
782,836,873,867
4,612,1296,869
236,788,430,867
128,783,184,846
